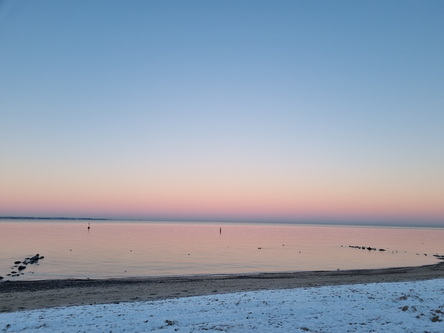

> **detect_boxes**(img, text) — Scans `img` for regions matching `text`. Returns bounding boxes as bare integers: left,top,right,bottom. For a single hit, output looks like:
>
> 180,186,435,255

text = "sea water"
0,220,443,281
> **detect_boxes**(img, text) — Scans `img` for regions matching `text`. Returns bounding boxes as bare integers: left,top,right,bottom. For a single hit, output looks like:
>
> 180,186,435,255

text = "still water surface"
0,220,443,280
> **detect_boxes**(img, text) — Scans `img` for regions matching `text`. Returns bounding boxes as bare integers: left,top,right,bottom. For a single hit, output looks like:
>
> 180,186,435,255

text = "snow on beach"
2,279,443,332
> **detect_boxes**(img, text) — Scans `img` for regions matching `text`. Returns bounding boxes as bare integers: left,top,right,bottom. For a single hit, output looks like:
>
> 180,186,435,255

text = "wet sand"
1,263,443,313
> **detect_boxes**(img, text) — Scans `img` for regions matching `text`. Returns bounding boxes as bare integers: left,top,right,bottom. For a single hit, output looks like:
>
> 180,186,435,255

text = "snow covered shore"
2,279,443,332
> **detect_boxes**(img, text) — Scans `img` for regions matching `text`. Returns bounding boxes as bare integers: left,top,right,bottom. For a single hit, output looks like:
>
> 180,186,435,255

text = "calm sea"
0,220,443,281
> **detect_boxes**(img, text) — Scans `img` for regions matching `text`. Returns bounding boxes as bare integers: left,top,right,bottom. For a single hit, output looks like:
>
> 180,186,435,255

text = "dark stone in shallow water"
23,254,43,265
28,254,40,264
0,276,3,280
5,253,45,279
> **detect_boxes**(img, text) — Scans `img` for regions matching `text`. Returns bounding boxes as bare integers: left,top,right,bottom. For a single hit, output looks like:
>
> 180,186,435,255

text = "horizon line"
1,216,443,228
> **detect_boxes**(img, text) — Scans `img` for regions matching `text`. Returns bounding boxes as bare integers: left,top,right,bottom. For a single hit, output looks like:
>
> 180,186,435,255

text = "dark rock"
24,254,41,265
431,315,442,322
14,261,21,264
18,265,26,271
0,276,3,280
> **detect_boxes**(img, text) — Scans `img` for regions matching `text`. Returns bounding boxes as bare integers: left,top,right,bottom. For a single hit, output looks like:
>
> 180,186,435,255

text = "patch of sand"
1,263,443,313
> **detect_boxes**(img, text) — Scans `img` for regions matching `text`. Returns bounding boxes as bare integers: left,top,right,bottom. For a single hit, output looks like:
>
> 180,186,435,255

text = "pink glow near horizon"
2,176,443,224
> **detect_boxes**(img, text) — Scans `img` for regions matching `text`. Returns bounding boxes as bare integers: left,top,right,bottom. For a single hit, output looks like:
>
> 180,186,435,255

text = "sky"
0,1,443,226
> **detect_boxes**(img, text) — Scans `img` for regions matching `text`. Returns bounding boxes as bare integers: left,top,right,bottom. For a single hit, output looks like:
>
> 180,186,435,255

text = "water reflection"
0,221,443,280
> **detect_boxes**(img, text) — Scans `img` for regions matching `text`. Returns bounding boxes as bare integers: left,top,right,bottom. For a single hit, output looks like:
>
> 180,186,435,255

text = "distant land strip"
0,217,109,221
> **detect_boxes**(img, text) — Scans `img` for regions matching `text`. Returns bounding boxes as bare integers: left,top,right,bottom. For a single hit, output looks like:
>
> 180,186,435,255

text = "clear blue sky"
1,1,443,226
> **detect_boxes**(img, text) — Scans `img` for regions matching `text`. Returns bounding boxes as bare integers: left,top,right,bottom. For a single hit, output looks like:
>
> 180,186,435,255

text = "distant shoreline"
0,217,109,221
1,217,443,229
1,263,443,312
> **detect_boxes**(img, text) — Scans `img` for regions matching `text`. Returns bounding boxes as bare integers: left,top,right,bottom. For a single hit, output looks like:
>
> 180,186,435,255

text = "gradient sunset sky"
1,1,443,226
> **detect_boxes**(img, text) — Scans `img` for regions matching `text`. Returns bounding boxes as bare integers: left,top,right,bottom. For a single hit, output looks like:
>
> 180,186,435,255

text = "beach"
1,264,443,332
1,262,443,313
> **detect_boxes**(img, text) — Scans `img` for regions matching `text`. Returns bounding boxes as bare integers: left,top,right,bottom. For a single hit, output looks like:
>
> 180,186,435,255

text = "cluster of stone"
0,254,44,280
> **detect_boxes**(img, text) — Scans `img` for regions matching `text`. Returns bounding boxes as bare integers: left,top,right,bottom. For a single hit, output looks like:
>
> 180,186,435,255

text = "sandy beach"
1,262,443,313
